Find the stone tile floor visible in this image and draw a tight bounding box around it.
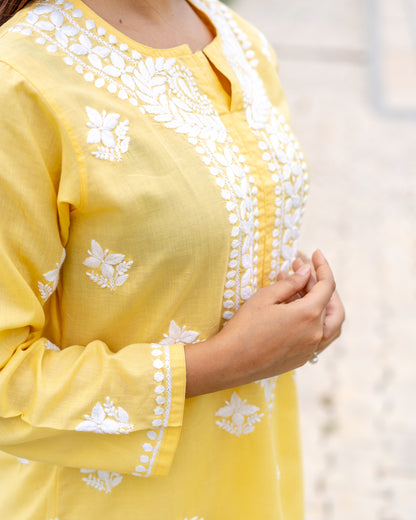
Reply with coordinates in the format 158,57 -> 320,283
233,0 -> 416,518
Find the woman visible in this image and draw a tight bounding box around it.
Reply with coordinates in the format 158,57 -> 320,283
0,0 -> 344,519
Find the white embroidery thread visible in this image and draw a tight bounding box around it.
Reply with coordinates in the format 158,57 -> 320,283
38,249 -> 66,302
160,320 -> 200,345
132,342 -> 174,477
76,397 -> 134,434
80,469 -> 123,493
86,106 -> 130,162
83,240 -> 133,290
216,391 -> 263,437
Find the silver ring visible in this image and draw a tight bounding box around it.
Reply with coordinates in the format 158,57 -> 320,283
309,352 -> 319,364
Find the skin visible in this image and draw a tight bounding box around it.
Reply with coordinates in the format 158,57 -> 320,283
81,0 -> 215,52
81,1 -> 346,398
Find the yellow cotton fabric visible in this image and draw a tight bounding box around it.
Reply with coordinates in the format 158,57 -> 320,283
0,1 -> 309,518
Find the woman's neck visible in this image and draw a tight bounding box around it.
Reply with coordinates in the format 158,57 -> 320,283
81,0 -> 215,52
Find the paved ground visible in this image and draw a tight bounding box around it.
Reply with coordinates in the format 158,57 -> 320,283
233,0 -> 416,518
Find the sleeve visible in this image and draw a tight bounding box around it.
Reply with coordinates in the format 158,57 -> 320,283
0,61 -> 186,477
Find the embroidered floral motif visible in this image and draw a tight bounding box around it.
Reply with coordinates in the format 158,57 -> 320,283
86,106 -> 130,162
83,240 -> 133,290
216,391 -> 263,437
160,320 -> 200,345
45,340 -> 60,351
76,397 -> 134,434
80,468 -> 123,493
38,249 -> 66,302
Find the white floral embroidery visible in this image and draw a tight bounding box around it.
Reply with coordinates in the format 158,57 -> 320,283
45,340 -> 60,351
11,1 -> 258,325
76,397 -> 134,434
256,376 -> 277,412
38,248 -> 66,302
216,391 -> 263,437
17,457 -> 30,465
83,240 -> 133,290
194,0 -> 309,277
80,468 -> 123,493
132,342 -> 174,477
86,106 -> 130,162
160,320 -> 200,345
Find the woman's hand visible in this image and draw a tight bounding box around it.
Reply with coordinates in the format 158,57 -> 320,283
185,250 -> 337,397
292,252 -> 345,353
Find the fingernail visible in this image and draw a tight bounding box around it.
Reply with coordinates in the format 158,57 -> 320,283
298,266 -> 310,276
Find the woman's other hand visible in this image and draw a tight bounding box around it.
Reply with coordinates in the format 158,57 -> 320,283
293,251 -> 345,352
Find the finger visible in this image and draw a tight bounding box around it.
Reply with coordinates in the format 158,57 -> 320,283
301,250 -> 335,309
293,258 -> 316,295
322,296 -> 345,340
264,266 -> 311,304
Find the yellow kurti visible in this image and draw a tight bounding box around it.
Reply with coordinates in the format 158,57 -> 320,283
0,1 -> 309,518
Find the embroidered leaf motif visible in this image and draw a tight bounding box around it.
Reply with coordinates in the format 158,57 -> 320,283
81,468 -> 123,493
76,397 -> 134,434
86,106 -> 130,162
38,249 -> 66,302
215,392 -> 263,437
159,320 -> 200,345
83,240 -> 133,291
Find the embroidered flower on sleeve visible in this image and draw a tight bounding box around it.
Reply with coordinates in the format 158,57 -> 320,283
215,391 -> 263,437
83,240 -> 133,291
38,249 -> 66,302
159,320 -> 200,345
76,397 -> 134,434
80,468 -> 123,493
86,106 -> 130,162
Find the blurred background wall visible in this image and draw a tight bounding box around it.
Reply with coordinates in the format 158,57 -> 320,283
230,0 -> 416,518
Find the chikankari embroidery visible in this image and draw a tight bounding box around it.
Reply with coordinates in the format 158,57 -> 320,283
76,397 -> 134,434
86,106 -> 130,162
81,469 -> 123,493
83,240 -> 133,290
194,0 -> 309,276
11,0 -> 258,325
216,391 -> 263,437
38,248 -> 66,302
160,320 -> 200,345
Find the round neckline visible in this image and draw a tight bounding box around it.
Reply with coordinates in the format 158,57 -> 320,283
70,0 -> 219,59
